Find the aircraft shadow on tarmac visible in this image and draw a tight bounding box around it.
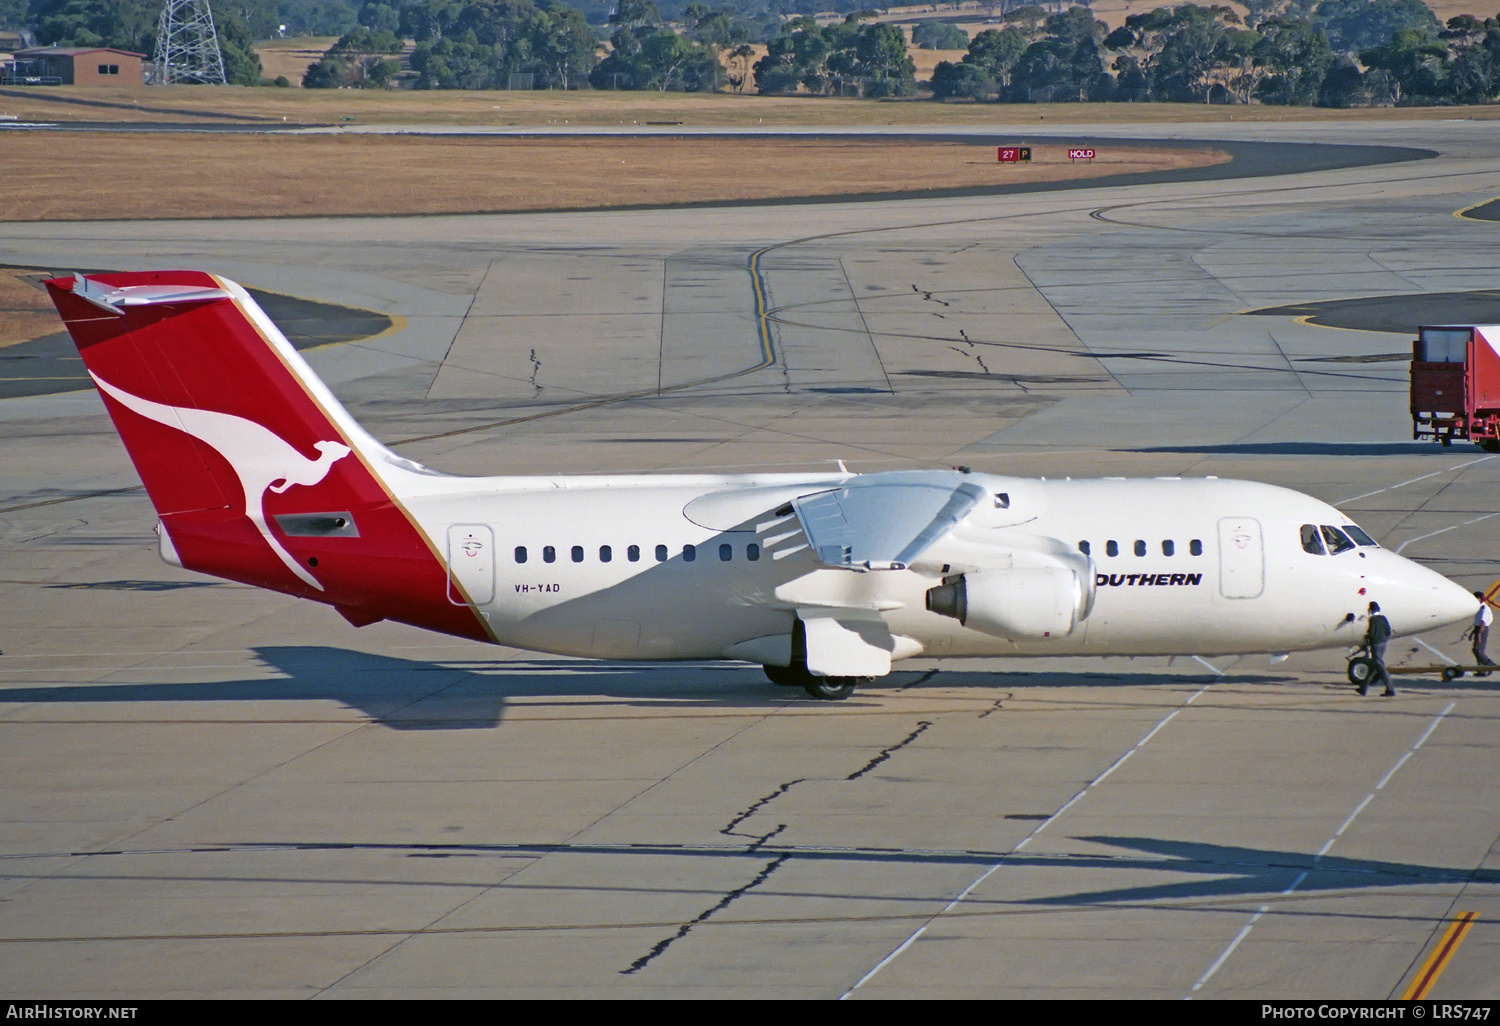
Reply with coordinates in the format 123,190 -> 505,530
45,579 -> 223,592
0,644 -> 1357,730
221,833 -> 1494,913
1121,442 -> 1452,456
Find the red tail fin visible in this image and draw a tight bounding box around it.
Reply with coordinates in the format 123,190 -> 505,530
47,271 -> 490,642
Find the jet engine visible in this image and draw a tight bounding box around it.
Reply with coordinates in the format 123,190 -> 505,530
925,564 -> 1093,639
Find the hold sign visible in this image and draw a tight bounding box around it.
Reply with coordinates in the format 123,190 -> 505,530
1069,148 -> 1096,161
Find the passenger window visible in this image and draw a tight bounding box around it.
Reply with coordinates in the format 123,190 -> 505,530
628,544 -> 640,562
1301,524 -> 1325,555
747,543 -> 760,561
543,545 -> 556,564
600,545 -> 612,563
683,544 -> 696,562
1106,540 -> 1119,557
515,546 -> 527,564
1321,526 -> 1355,554
1079,540 -> 1091,555
655,544 -> 668,562
1344,525 -> 1379,547
1190,539 -> 1203,556
719,543 -> 732,561
571,545 -> 584,563
1162,540 -> 1174,556
1134,540 -> 1146,557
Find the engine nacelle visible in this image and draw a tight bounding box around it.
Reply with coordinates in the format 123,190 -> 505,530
925,567 -> 1091,639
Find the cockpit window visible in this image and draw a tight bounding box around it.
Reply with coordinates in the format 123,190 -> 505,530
1300,524 -> 1325,555
1320,525 -> 1355,554
1343,525 -> 1379,547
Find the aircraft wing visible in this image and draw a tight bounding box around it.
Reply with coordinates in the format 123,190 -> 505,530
791,471 -> 990,571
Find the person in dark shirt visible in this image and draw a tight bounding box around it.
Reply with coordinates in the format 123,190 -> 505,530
1361,601 -> 1394,697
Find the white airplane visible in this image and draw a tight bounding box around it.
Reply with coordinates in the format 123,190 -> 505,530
48,271 -> 1479,699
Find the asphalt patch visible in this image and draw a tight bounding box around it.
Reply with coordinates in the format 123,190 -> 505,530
1459,196 -> 1500,221
1,276 -> 393,400
1248,289 -> 1500,334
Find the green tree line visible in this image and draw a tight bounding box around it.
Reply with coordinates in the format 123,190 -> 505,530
931,1 -> 1500,107
13,0 -> 1500,106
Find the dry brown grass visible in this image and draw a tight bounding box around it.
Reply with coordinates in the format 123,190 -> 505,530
254,37 -> 338,86
0,132 -> 1224,221
0,82 -> 1493,128
0,268 -> 57,348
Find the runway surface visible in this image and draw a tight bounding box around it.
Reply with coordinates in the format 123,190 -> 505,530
1,119 -> 1498,999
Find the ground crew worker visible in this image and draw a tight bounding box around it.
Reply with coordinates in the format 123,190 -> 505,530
1470,592 -> 1494,677
1360,601 -> 1395,697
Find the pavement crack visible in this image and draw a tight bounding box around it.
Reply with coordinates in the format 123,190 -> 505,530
721,779 -> 805,839
978,694 -> 1011,719
620,854 -> 790,975
900,669 -> 939,690
847,720 -> 933,781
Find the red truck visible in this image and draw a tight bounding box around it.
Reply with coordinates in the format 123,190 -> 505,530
1410,325 -> 1500,452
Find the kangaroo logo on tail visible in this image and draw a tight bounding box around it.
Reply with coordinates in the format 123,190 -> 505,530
90,373 -> 351,590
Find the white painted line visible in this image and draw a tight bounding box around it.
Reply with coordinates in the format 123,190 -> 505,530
1412,638 -> 1459,666
844,683 -> 1212,998
1414,702 -> 1456,749
1337,456 -> 1495,505
1186,703 -> 1456,997
840,926 -> 928,998
1193,911 -> 1263,992
1375,751 -> 1412,792
1334,794 -> 1374,837
1395,513 -> 1498,555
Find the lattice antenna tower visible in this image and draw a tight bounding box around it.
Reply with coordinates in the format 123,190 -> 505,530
151,0 -> 227,85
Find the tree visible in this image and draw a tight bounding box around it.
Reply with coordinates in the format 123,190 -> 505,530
853,22 -> 916,96
1311,0 -> 1438,54
930,58 -> 995,99
1253,16 -> 1332,104
1006,8 -> 1108,101
913,22 -> 968,51
1360,26 -> 1449,103
0,0 -> 27,29
963,27 -> 1027,91
1440,14 -> 1500,103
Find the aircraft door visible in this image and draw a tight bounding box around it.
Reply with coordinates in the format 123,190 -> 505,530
446,524 -> 495,605
1217,516 -> 1264,599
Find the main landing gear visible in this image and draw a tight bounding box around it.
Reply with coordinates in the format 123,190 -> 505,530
763,664 -> 862,700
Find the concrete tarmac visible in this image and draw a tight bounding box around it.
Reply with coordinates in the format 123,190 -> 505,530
1,119 -> 1498,999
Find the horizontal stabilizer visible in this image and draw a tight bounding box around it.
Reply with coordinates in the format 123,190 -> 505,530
792,471 -> 989,571
68,273 -> 231,316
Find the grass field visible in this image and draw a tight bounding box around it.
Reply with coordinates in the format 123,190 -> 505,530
1,82 -> 1494,128
0,133 -> 1223,222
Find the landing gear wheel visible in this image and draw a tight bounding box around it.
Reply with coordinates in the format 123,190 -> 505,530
1442,665 -> 1464,682
763,665 -> 804,687
803,676 -> 857,701
1347,657 -> 1376,687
